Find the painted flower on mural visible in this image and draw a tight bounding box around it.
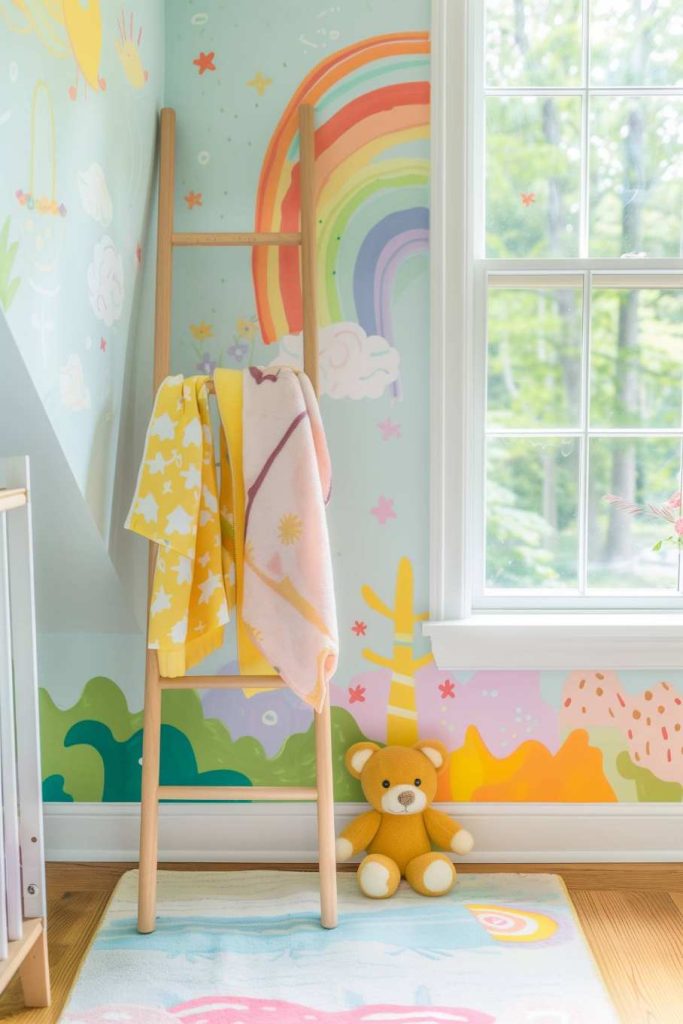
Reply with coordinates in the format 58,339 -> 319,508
196,355 -> 217,374
439,679 -> 455,699
348,685 -> 366,704
228,340 -> 249,363
87,236 -> 124,326
77,163 -> 112,227
370,496 -> 396,525
184,191 -> 203,209
520,192 -> 536,207
271,323 -> 400,400
190,321 -> 213,341
377,417 -> 401,440
351,620 -> 367,636
59,354 -> 91,411
236,316 -> 259,341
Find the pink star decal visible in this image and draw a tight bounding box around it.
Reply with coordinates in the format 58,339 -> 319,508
378,418 -> 401,441
439,679 -> 455,699
99,337 -> 107,352
371,496 -> 396,525
348,684 -> 366,704
351,620 -> 367,636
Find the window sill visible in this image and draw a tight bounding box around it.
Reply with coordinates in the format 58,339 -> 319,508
423,613 -> 683,670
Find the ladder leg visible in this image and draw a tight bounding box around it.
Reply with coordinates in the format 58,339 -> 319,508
315,690 -> 338,928
138,649 -> 162,933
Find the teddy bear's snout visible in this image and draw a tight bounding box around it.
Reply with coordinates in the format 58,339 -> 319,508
397,790 -> 415,807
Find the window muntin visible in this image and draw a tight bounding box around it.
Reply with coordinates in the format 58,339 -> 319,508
478,1 -> 683,608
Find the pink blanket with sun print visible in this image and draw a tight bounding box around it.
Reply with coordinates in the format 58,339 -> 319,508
239,365 -> 338,710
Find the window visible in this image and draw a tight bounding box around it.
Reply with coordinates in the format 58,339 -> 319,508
427,0 -> 683,668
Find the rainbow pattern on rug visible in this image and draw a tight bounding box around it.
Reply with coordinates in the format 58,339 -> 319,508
252,32 -> 429,364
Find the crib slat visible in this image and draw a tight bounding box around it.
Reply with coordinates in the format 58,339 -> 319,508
5,458 -> 46,921
0,513 -> 22,942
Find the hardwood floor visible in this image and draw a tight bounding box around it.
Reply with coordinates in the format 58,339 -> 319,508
1,862 -> 681,1024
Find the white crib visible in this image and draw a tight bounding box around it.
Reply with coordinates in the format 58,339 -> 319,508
0,456 -> 49,1008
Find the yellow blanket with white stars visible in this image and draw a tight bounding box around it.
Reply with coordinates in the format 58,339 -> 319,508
125,375 -> 229,677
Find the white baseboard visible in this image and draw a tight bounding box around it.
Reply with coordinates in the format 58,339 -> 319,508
44,802 -> 683,863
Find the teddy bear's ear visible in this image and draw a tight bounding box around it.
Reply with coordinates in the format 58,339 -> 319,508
415,739 -> 449,772
345,742 -> 380,778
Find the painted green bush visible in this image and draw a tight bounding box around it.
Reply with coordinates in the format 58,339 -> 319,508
41,676 -> 367,802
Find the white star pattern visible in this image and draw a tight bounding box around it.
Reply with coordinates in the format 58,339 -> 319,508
175,555 -> 192,584
198,551 -> 211,568
216,602 -> 230,625
150,413 -> 176,441
162,481 -> 172,494
169,616 -> 188,643
151,587 -> 171,615
198,571 -> 223,604
202,484 -> 218,513
180,464 -> 201,490
165,505 -> 194,536
183,419 -> 202,448
135,494 -> 158,523
147,452 -> 168,475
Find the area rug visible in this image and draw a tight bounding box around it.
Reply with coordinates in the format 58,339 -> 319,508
60,870 -> 619,1024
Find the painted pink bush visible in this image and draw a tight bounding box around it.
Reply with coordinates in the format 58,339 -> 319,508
332,666 -> 559,755
561,670 -> 683,784
64,997 -> 494,1024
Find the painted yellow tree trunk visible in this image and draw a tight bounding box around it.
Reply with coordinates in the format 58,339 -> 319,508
362,557 -> 431,745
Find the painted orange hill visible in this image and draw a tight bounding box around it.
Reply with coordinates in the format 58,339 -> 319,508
442,725 -> 616,802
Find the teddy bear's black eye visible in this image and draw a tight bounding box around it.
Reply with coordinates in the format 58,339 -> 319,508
382,779 -> 390,788
414,778 -> 422,787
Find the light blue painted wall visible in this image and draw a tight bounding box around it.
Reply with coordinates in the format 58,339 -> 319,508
0,1 -> 164,536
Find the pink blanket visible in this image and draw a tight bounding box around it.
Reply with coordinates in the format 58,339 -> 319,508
242,366 -> 338,710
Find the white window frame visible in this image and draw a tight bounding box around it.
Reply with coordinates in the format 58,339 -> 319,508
425,0 -> 683,670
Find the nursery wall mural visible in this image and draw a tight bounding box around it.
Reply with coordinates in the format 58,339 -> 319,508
18,0 -> 683,805
0,0 -> 163,535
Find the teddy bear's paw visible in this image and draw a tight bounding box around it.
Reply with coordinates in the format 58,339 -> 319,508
423,857 -> 456,894
358,854 -> 401,899
405,852 -> 456,896
335,837 -> 353,862
451,828 -> 474,855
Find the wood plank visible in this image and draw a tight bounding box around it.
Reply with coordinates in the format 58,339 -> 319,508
4,863 -> 683,1022
172,232 -> 301,247
0,919 -> 43,997
572,888 -> 683,1024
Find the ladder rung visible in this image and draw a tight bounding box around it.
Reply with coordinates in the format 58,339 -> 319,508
172,231 -> 301,247
159,674 -> 285,690
158,785 -> 318,801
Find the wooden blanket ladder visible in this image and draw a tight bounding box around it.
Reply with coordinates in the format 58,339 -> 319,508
138,105 -> 338,933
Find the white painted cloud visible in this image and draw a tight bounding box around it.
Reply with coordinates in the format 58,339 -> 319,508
87,235 -> 124,326
59,354 -> 91,411
78,163 -> 113,226
271,321 -> 400,400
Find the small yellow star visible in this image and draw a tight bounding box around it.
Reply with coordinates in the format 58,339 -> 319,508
247,71 -> 273,96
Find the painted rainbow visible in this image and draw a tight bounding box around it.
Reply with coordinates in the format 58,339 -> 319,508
253,32 -> 430,350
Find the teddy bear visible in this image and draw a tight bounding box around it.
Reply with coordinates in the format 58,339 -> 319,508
336,739 -> 474,899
